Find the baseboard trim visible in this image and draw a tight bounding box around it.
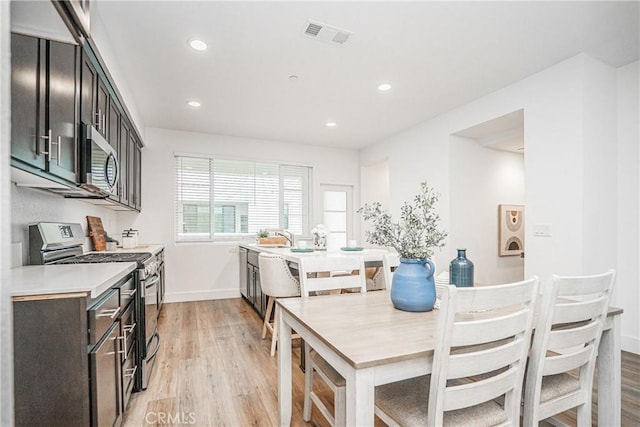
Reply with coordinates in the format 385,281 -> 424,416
622,335 -> 640,354
164,289 -> 240,303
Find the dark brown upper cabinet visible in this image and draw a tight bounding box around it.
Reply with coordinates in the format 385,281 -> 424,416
11,33 -> 78,184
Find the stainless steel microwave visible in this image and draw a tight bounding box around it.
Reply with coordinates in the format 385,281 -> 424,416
80,124 -> 119,197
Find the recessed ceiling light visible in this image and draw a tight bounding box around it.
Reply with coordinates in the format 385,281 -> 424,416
188,39 -> 208,51
187,100 -> 201,108
326,121 -> 337,127
378,83 -> 392,91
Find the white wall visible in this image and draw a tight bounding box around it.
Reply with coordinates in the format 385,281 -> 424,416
360,54 -> 639,352
10,186 -> 118,265
449,136 -> 525,284
359,159 -> 390,248
0,1 -> 14,422
616,60 -> 639,353
116,128 -> 360,303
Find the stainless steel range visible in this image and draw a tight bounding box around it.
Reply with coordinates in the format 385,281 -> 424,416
29,222 -> 161,391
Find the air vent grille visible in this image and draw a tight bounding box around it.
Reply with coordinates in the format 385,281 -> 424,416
303,20 -> 353,46
305,23 -> 322,37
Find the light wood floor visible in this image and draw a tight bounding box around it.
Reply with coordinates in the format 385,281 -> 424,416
123,299 -> 640,426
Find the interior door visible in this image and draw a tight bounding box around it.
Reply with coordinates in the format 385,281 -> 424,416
320,184 -> 353,250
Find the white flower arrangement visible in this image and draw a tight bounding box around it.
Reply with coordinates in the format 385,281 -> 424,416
311,224 -> 328,249
358,181 -> 447,260
311,224 -> 328,238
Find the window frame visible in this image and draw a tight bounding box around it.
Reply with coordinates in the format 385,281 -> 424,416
174,153 -> 313,243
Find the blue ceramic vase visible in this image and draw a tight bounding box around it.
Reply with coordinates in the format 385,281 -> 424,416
449,248 -> 474,287
390,258 -> 437,312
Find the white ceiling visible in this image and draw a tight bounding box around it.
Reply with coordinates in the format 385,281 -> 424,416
92,1 -> 639,149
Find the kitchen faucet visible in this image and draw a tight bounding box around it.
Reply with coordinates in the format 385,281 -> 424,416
275,230 -> 294,247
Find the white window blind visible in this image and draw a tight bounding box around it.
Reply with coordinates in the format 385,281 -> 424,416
175,155 -> 312,241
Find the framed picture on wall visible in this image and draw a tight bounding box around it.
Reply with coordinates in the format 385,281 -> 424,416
498,204 -> 524,257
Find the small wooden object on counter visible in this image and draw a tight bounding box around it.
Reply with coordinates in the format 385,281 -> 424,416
87,216 -> 106,251
258,237 -> 288,245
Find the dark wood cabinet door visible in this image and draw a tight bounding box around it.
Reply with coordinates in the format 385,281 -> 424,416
80,50 -> 97,127
128,134 -> 139,209
97,77 -> 109,137
108,98 -> 120,150
47,40 -> 78,182
10,33 -> 46,170
119,119 -> 130,205
133,140 -> 142,210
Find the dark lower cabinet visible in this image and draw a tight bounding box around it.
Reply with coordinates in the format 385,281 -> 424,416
241,248 -> 269,318
11,33 -> 78,183
90,321 -> 121,427
13,295 -> 91,426
13,273 -> 136,427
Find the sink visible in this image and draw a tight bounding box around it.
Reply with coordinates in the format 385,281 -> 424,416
256,244 -> 290,248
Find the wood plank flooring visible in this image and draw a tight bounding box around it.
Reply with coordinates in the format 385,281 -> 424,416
123,299 -> 640,426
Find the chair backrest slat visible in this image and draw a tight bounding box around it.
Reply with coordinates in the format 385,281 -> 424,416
552,297 -> 608,324
448,337 -> 526,379
444,365 -> 520,411
542,346 -> 595,377
299,255 -> 367,296
451,309 -> 531,347
547,319 -> 602,350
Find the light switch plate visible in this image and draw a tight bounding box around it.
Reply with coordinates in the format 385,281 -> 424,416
533,224 -> 552,237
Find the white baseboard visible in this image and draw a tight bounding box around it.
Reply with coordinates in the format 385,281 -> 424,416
622,335 -> 640,354
164,289 -> 240,303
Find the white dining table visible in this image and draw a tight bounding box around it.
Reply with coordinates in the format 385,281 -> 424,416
276,290 -> 623,426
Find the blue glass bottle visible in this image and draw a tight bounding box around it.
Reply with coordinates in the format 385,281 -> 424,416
450,249 -> 474,287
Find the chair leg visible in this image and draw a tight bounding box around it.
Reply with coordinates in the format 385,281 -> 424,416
262,296 -> 274,339
335,384 -> 346,426
270,304 -> 279,357
303,343 -> 313,421
576,401 -> 592,427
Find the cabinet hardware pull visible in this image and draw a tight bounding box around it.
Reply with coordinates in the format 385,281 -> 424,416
123,323 -> 136,334
117,335 -> 128,355
122,289 -> 136,297
95,110 -> 101,129
57,135 -> 62,165
97,307 -> 121,319
40,129 -> 51,156
50,135 -> 62,166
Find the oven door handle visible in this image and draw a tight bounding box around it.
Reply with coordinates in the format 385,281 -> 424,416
147,331 -> 161,361
143,274 -> 160,289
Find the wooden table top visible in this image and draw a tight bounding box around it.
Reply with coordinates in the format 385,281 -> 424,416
277,290 -> 623,370
278,290 -> 441,369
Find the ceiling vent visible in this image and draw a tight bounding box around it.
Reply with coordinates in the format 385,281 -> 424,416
303,20 -> 353,45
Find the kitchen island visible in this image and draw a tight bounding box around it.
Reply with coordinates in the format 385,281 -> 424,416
238,243 -> 396,318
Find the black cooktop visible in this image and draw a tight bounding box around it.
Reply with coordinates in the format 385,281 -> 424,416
55,252 -> 152,265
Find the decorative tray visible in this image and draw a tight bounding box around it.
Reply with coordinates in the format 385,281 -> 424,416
290,248 -> 314,253
340,247 -> 364,251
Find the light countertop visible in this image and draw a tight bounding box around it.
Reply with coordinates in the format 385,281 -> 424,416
11,262 -> 137,299
240,243 -> 394,264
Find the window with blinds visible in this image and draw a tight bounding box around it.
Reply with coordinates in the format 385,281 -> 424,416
175,155 -> 312,241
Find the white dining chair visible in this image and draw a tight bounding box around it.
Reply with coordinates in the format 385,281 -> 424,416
375,277 -> 539,427
299,255 -> 367,427
522,270 -> 616,426
257,253 -> 300,356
